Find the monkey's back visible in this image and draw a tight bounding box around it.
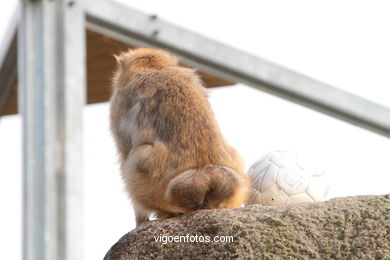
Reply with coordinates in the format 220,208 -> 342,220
126,66 -> 243,173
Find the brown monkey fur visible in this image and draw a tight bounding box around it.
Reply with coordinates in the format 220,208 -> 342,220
110,48 -> 250,226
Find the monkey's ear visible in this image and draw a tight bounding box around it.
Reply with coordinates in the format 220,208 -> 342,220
113,54 -> 126,69
112,54 -> 126,69
113,54 -> 122,63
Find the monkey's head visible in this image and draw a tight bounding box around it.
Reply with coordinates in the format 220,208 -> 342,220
112,48 -> 179,89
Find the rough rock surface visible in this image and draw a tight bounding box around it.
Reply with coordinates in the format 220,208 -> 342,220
104,194 -> 390,259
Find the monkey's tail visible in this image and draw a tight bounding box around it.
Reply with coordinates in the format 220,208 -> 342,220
165,165 -> 249,212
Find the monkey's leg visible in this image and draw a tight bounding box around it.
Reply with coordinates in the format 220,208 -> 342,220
165,169 -> 208,211
133,202 -> 151,226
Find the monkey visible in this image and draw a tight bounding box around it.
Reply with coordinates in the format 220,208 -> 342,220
109,48 -> 250,226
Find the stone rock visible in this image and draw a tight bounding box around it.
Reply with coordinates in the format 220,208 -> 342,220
104,194 -> 390,259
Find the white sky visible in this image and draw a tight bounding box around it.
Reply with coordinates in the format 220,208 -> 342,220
0,1 -> 390,259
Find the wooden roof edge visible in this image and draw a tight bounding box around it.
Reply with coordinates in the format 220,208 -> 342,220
0,7 -> 19,116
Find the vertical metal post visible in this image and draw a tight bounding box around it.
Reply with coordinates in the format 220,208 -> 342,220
18,0 -> 85,260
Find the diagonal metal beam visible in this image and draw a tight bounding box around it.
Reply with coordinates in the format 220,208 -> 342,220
86,0 -> 390,138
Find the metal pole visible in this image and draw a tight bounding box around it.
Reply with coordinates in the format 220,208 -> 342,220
18,0 -> 85,259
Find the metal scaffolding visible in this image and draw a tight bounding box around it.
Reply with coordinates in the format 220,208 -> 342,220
0,0 -> 389,259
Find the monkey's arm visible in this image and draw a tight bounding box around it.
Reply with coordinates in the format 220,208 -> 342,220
109,90 -> 141,160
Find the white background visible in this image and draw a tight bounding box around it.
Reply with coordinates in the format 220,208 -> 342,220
0,1 -> 389,259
